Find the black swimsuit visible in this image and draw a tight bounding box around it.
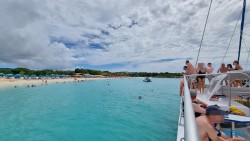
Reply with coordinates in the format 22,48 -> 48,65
197,71 -> 206,79
193,101 -> 202,118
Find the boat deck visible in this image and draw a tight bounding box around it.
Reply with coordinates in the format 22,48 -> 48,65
196,91 -> 250,116
177,101 -> 184,141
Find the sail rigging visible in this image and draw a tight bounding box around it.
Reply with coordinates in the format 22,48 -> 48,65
195,0 -> 213,69
238,0 -> 246,62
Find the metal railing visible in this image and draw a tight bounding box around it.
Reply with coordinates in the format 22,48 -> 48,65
183,75 -> 200,141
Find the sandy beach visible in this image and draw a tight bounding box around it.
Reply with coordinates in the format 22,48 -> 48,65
0,77 -> 108,88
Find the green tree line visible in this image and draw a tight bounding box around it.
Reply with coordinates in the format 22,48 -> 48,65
0,68 -> 182,78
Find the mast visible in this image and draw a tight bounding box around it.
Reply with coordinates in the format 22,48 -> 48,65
238,0 -> 246,62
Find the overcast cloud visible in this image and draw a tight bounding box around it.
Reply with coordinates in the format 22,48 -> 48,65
0,0 -> 249,72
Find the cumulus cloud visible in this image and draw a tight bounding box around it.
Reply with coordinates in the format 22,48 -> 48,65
0,0 -> 249,72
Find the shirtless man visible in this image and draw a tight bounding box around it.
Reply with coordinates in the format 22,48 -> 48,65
219,63 -> 227,73
180,66 -> 188,96
219,63 -> 228,85
233,60 -> 243,70
196,105 -> 244,141
183,65 -> 188,74
206,63 -> 214,82
185,61 -> 196,89
186,60 -> 195,75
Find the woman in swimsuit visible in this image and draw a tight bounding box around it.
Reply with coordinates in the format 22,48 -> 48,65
197,63 -> 206,93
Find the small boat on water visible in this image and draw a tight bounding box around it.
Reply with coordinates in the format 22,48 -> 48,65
143,77 -> 152,82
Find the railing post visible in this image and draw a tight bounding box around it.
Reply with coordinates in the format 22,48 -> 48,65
183,76 -> 200,141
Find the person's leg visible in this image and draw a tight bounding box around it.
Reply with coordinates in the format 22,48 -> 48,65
198,78 -> 201,93
235,80 -> 243,87
202,78 -> 205,93
230,81 -> 237,87
207,75 -> 213,83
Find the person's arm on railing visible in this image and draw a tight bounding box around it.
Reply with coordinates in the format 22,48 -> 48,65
196,99 -> 208,108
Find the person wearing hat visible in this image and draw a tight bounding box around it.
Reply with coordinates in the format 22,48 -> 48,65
196,105 -> 244,141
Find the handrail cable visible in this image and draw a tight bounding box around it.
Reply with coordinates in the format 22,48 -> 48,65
195,0 -> 213,68
221,10 -> 242,64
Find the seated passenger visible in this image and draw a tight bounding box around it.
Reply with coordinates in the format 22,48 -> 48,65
190,89 -> 207,118
196,105 -> 244,141
233,60 -> 243,70
233,60 -> 243,87
227,64 -> 233,71
226,64 -> 239,87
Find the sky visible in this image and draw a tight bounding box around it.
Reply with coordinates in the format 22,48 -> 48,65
0,0 -> 250,72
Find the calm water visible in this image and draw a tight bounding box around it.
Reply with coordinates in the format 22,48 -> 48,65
0,78 -> 180,141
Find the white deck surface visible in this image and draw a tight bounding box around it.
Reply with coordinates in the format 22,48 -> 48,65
196,92 -> 250,116
176,103 -> 184,141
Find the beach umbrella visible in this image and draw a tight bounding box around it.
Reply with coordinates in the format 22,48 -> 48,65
0,73 -> 4,76
6,74 -> 14,77
30,74 -> 36,79
14,74 -> 21,78
38,74 -> 43,79
45,74 -> 49,78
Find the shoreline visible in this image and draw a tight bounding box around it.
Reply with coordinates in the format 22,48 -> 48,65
0,77 -> 108,89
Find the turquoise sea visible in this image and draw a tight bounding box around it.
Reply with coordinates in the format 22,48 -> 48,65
0,78 -> 180,141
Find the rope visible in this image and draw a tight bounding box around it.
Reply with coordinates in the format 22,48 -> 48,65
243,32 -> 250,36
221,10 -> 242,64
243,38 -> 250,69
195,0 -> 213,68
243,38 -> 249,52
